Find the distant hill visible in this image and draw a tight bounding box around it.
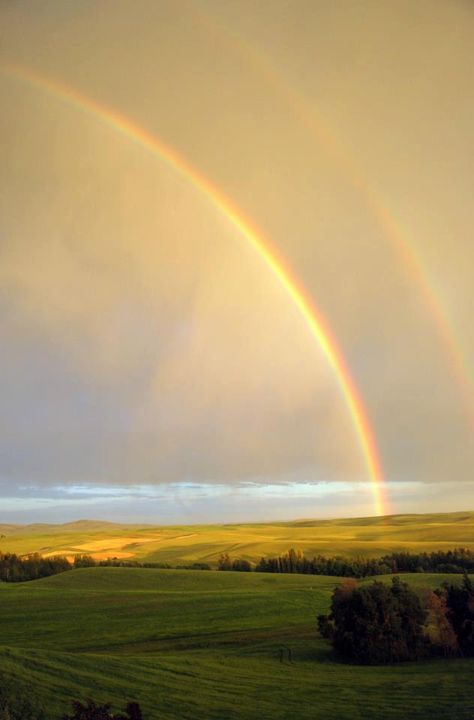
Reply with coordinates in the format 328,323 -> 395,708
0,510 -> 473,565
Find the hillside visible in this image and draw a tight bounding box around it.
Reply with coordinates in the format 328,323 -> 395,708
0,567 -> 473,719
0,510 -> 473,565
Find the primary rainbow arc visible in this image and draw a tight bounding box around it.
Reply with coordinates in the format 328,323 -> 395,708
1,64 -> 389,516
194,13 -> 474,431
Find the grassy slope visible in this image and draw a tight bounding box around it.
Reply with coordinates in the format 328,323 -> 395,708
0,568 -> 473,719
1,510 -> 473,564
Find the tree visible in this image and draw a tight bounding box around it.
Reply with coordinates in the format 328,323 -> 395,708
444,574 -> 474,656
424,590 -> 458,656
73,555 -> 96,568
319,577 -> 427,663
231,559 -> 252,572
217,553 -> 232,571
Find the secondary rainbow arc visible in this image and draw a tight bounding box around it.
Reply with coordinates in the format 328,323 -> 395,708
1,64 -> 389,516
191,12 -> 474,432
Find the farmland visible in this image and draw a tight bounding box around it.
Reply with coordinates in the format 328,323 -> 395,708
0,567 -> 473,719
1,511 -> 473,718
1,510 -> 473,565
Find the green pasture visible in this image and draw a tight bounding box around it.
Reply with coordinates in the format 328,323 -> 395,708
1,510 -> 473,565
0,568 -> 473,719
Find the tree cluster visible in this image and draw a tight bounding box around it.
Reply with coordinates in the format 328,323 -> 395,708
441,574 -> 474,655
217,554 -> 252,572
0,552 -> 214,583
381,548 -> 474,574
317,574 -> 474,663
75,556 -> 212,571
0,552 -> 71,583
252,548 -> 474,577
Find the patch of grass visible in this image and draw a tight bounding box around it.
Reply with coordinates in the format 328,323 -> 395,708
0,568 -> 473,719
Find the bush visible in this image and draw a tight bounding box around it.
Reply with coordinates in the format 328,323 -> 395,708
62,699 -> 142,720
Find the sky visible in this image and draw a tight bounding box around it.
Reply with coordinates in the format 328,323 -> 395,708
0,0 -> 473,524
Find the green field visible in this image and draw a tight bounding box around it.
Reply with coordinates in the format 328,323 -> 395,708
1,510 -> 473,565
0,567 -> 473,719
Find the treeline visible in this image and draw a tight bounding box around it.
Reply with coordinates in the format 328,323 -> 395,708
318,574 -> 474,663
219,547 -> 474,577
0,552 -> 212,582
0,552 -> 70,582
77,556 -> 211,571
2,547 -> 473,583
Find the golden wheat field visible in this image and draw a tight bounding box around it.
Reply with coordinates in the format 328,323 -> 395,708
1,510 -> 473,565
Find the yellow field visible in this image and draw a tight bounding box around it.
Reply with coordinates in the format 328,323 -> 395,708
0,510 -> 473,565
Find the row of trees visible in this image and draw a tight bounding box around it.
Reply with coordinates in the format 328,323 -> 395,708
217,547 -> 474,577
317,574 -> 474,663
0,552 -> 71,583
217,554 -> 252,572
0,552 -> 213,582
2,547 -> 473,583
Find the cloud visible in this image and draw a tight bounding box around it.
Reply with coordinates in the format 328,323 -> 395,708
0,0 -> 473,520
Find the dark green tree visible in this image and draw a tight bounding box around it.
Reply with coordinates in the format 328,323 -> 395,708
319,577 -> 427,663
231,559 -> 252,572
217,553 -> 232,571
444,574 -> 474,656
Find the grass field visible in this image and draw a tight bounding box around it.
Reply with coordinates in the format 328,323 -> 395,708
0,567 -> 473,719
1,510 -> 473,565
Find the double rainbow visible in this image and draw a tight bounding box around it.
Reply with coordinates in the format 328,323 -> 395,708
190,9 -> 474,431
1,65 -> 388,516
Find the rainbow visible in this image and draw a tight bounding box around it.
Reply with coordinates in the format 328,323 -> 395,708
190,10 -> 474,432
291,100 -> 474,432
0,64 -> 388,516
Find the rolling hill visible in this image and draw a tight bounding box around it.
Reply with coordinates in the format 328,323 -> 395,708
0,567 -> 473,719
0,510 -> 473,565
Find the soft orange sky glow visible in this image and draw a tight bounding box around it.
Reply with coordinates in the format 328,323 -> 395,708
0,0 -> 472,523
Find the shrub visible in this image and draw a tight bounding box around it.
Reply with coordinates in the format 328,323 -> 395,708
62,699 -> 143,720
